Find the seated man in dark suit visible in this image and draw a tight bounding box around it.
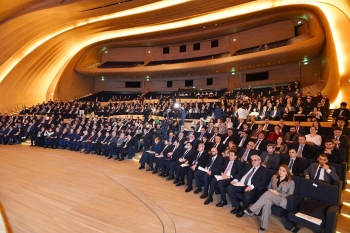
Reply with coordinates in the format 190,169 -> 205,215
281,148 -> 304,176
235,131 -> 249,152
151,139 -> 172,174
181,143 -> 209,192
261,119 -> 274,132
237,141 -> 257,163
193,147 -> 223,199
294,121 -> 306,135
317,139 -> 343,164
117,134 -> 134,161
326,127 -> 349,149
173,142 -> 197,185
249,124 -> 264,140
221,128 -> 235,146
139,136 -> 162,170
292,135 -> 315,159
161,140 -> 183,178
204,150 -> 244,206
252,133 -> 266,151
210,135 -> 226,156
226,155 -> 268,217
196,127 -> 208,141
304,154 -> 339,184
259,143 -> 280,170
336,118 -> 350,136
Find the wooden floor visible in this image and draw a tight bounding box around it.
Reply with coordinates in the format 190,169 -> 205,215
0,145 -> 346,233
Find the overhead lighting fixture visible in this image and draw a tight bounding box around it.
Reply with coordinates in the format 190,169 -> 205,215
233,39 -> 237,41
298,21 -> 302,24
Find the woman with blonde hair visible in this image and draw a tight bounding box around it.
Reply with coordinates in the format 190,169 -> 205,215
243,164 -> 295,233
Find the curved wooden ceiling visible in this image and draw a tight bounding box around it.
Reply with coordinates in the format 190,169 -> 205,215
0,0 -> 349,113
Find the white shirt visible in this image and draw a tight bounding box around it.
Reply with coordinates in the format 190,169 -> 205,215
305,134 -> 322,146
315,165 -> 332,181
237,108 -> 249,119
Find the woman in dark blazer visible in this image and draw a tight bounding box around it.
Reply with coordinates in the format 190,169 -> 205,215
243,164 -> 295,233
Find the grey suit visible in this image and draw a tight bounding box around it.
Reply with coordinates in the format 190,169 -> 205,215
283,132 -> 300,142
303,163 -> 339,184
259,152 -> 280,170
248,175 -> 295,230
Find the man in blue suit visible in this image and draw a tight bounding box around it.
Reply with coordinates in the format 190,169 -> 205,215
214,105 -> 223,121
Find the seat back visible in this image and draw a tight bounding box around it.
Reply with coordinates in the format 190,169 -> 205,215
296,178 -> 341,206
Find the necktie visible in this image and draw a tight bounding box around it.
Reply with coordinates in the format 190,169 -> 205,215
208,157 -> 215,170
244,168 -> 256,185
254,139 -> 261,150
237,123 -> 242,129
214,143 -> 219,148
223,136 -> 229,144
250,123 -> 254,130
288,159 -> 294,170
224,161 -> 233,174
182,149 -> 189,158
254,130 -> 260,137
160,145 -> 168,155
198,133 -> 204,141
297,144 -> 304,157
192,152 -> 202,164
262,153 -> 271,165
263,124 -> 267,130
241,149 -> 249,162
314,167 -> 323,180
335,137 -> 340,148
210,134 -> 216,142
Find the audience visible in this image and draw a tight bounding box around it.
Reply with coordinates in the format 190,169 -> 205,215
0,82 -> 349,232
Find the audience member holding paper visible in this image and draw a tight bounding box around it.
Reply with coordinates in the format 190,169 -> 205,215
243,165 -> 295,233
193,147 -> 223,199
204,150 -> 244,206
138,137 -> 162,170
181,143 -> 209,192
226,155 -> 268,218
172,142 -> 197,185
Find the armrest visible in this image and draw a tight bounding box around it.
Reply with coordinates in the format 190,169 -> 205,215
325,205 -> 339,233
286,194 -> 301,212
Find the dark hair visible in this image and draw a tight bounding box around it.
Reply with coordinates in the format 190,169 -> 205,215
289,148 -> 297,152
318,153 -> 329,159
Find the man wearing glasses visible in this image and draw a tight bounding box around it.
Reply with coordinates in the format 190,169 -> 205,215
226,155 -> 268,217
193,147 -> 223,198
237,141 -> 257,163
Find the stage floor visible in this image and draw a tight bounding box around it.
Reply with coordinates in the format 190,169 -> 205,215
0,145 -> 316,233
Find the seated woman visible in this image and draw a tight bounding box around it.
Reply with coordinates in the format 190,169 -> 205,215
281,107 -> 292,121
307,107 -> 322,121
243,165 -> 295,233
221,140 -> 237,157
274,136 -> 288,154
305,126 -> 322,146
